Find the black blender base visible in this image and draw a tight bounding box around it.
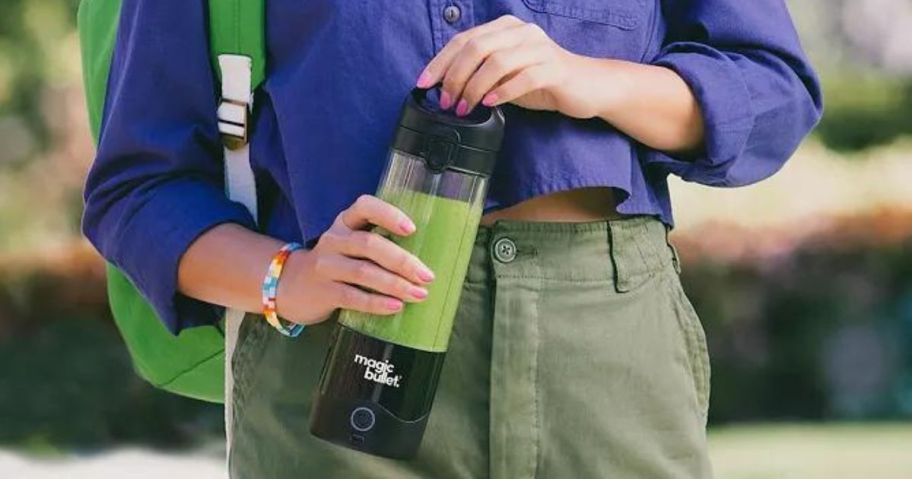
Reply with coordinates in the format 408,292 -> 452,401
309,325 -> 446,460
310,396 -> 429,459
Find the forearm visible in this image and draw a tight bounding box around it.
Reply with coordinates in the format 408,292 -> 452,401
177,223 -> 284,314
575,55 -> 705,154
177,195 -> 433,326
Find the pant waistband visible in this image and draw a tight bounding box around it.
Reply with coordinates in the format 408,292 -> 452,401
467,216 -> 679,291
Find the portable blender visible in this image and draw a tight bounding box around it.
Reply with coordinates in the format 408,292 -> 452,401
309,88 -> 505,459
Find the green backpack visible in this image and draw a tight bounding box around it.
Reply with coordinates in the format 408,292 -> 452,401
77,0 -> 266,403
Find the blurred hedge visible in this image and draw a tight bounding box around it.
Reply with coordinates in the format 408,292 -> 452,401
815,75 -> 912,152
0,247 -> 223,453
1,211 -> 911,451
675,209 -> 912,422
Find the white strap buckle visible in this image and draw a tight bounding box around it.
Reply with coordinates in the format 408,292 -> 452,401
217,55 -> 254,150
218,99 -> 249,149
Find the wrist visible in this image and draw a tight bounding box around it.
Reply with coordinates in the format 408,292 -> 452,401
587,57 -> 636,122
558,53 -> 633,120
274,248 -> 308,320
262,242 -> 307,337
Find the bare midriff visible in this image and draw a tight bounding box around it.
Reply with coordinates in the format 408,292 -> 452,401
480,187 -> 623,225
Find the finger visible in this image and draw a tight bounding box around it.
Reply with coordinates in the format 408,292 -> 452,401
326,230 -> 434,284
460,44 -> 545,113
441,24 -> 532,115
337,194 -> 415,235
485,63 -> 559,106
326,256 -> 428,303
334,283 -> 404,316
417,15 -> 524,99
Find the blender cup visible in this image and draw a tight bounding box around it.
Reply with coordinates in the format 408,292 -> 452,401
309,88 -> 505,459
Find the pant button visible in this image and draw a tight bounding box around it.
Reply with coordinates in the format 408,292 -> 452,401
492,237 -> 517,263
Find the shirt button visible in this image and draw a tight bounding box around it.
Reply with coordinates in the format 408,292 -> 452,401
493,237 -> 517,263
443,5 -> 461,24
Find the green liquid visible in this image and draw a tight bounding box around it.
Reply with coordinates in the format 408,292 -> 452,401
338,189 -> 482,352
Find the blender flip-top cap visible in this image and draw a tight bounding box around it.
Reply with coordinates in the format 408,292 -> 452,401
392,87 -> 506,177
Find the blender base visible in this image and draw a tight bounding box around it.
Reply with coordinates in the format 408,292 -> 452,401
309,325 -> 446,460
310,395 -> 429,459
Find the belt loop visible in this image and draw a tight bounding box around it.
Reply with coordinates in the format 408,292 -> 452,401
665,225 -> 682,275
607,221 -> 632,293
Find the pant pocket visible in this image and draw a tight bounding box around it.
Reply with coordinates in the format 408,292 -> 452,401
231,315 -> 270,421
668,274 -> 712,424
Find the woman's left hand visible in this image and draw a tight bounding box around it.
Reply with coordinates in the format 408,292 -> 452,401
416,15 -> 602,119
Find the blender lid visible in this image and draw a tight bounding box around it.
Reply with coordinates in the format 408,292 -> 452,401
392,87 -> 506,177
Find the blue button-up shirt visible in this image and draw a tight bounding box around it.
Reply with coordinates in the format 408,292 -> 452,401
82,0 -> 822,333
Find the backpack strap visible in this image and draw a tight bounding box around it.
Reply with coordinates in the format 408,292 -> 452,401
209,0 -> 266,221
217,55 -> 258,220
207,0 -> 266,460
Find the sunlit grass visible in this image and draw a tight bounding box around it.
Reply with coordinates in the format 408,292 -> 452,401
3,422 -> 911,477
709,423 -> 912,479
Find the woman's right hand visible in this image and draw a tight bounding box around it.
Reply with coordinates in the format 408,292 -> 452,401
276,195 -> 435,326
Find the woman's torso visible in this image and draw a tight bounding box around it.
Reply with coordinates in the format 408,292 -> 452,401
251,0 -> 671,242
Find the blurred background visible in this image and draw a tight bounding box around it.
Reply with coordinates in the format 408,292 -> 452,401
1,0 -> 911,477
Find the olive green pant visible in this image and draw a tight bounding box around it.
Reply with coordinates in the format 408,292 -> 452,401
230,216 -> 713,478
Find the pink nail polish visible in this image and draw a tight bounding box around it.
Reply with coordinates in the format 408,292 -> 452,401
416,70 -> 433,88
482,92 -> 499,107
418,268 -> 435,283
387,299 -> 403,311
455,99 -> 469,117
439,91 -> 453,110
411,287 -> 428,300
400,219 -> 416,234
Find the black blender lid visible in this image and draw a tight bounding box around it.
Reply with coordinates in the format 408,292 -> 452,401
393,87 -> 505,176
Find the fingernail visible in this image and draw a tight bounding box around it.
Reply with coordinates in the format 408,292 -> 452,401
416,70 -> 433,88
455,99 -> 469,117
386,299 -> 404,311
482,92 -> 499,107
410,287 -> 428,300
399,219 -> 416,234
439,91 -> 453,110
417,267 -> 435,283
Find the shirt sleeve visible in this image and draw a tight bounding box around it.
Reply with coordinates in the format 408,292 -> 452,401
644,0 -> 824,187
81,0 -> 256,334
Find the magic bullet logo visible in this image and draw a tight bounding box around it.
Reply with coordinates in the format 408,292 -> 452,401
353,354 -> 403,388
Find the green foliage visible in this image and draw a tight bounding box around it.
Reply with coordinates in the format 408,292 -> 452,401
681,215 -> 912,423
814,74 -> 912,152
0,249 -> 223,451
0,319 -> 223,451
0,0 -> 80,158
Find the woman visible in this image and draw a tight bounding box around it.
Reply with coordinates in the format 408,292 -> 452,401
83,0 -> 821,477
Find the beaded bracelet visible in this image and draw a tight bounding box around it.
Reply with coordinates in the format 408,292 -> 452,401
262,242 -> 305,338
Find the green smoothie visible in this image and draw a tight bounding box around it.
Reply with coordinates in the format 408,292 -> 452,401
338,188 -> 482,352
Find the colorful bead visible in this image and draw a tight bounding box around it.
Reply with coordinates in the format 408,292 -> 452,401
262,242 -> 305,337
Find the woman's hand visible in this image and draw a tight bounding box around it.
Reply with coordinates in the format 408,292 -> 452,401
416,15 -> 601,119
416,15 -> 705,153
277,195 -> 435,325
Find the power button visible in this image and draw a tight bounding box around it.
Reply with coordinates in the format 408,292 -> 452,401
350,406 -> 376,432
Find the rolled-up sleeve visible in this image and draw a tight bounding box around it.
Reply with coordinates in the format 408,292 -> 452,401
81,0 -> 256,334
645,0 -> 823,187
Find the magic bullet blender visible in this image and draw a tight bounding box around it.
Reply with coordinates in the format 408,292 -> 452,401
309,88 -> 505,459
